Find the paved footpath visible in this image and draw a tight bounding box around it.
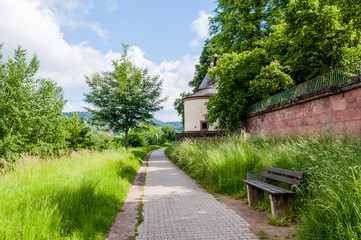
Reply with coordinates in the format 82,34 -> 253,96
136,148 -> 258,240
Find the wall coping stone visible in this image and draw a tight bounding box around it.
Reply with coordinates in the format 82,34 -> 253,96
248,75 -> 361,118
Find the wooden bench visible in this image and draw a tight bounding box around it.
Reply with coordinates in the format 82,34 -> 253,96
243,166 -> 304,217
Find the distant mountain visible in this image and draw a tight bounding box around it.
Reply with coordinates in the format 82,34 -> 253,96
151,119 -> 183,132
63,112 -> 93,119
62,112 -> 183,132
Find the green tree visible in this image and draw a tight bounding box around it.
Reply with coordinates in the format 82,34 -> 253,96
282,0 -> 361,81
133,122 -> 162,145
66,113 -> 93,150
161,125 -> 175,143
0,45 -> 67,158
207,49 -> 271,132
127,131 -> 145,147
84,48 -> 166,150
249,61 -> 294,100
210,0 -> 287,53
173,92 -> 190,129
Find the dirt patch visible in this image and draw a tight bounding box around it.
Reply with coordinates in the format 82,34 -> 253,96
215,194 -> 295,240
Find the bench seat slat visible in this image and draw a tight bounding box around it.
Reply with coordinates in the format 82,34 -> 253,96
261,172 -> 301,186
264,166 -> 304,178
244,180 -> 295,195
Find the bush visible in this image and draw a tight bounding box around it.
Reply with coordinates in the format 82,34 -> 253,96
127,132 -> 145,147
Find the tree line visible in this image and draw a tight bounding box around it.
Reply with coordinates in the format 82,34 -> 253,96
175,0 -> 361,132
0,44 -> 169,160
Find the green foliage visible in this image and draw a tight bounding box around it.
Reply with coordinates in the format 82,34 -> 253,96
192,0 -> 361,133
282,0 -> 361,81
161,125 -> 175,143
189,39 -> 218,91
167,133 -> 361,239
127,132 -> 145,147
88,131 -> 113,150
165,134 -> 263,196
249,61 -> 294,100
133,122 -> 175,146
210,0 -> 286,53
173,92 -> 190,128
0,45 -> 67,159
0,149 -> 143,239
84,46 -> 166,149
207,49 -> 271,132
66,113 -> 93,150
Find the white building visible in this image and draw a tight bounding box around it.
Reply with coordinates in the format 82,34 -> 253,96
183,71 -> 218,133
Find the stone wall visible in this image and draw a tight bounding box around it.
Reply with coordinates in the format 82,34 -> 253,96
246,75 -> 361,137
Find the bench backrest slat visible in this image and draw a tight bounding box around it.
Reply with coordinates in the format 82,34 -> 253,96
261,172 -> 301,186
264,166 -> 304,178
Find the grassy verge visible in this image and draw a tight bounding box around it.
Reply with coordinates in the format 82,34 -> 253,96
0,146 -> 159,240
166,133 -> 361,240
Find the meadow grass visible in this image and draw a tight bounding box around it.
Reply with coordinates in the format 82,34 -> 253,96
166,133 -> 361,240
0,146 -> 159,240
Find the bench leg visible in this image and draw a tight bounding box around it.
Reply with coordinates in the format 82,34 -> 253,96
247,184 -> 264,206
269,194 -> 292,218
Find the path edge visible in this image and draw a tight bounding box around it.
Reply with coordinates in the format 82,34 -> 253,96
105,151 -> 153,240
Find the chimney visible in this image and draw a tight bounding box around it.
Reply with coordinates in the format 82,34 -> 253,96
213,54 -> 218,67
210,54 -> 218,84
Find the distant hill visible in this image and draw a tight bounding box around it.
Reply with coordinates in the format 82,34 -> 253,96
63,112 -> 93,119
151,119 -> 183,132
62,112 -> 183,132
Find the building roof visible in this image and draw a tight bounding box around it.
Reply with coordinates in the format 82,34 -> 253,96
198,73 -> 212,90
183,73 -> 218,101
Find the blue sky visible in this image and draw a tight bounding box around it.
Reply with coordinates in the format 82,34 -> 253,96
0,0 -> 216,122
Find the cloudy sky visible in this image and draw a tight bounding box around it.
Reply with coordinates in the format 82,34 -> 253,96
0,0 -> 216,122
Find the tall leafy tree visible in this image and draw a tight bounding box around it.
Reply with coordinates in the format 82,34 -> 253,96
84,48 -> 166,150
282,0 -> 361,81
207,49 -> 272,131
210,0 -> 288,53
0,45 -> 67,158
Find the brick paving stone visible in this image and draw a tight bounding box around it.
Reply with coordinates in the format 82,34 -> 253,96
136,148 -> 258,240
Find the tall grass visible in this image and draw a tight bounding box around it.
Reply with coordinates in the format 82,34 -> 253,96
0,146 -> 158,239
166,133 -> 361,239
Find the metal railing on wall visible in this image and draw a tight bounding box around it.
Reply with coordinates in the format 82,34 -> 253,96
246,61 -> 361,113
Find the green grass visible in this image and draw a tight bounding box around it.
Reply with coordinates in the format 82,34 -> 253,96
166,133 -> 361,240
0,146 -> 158,239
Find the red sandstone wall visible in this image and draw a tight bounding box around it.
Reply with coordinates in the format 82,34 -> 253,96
246,86 -> 361,137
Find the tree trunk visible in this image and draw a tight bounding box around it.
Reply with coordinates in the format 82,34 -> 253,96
125,130 -> 129,150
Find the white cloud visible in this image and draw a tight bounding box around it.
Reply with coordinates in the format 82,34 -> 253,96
105,0 -> 118,12
85,22 -> 109,42
128,46 -> 196,121
38,0 -> 108,41
0,0 -> 196,122
0,0 -> 119,88
189,10 -> 212,47
63,101 -> 91,112
189,39 -> 200,48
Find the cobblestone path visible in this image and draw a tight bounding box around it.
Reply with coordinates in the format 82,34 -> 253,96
136,148 -> 258,240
